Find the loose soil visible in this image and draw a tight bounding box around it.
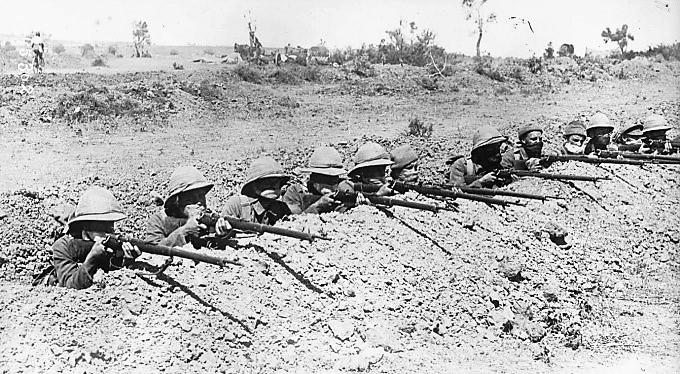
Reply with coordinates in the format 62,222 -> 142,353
0,57 -> 679,373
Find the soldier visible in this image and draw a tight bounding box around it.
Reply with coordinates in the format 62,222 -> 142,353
559,120 -> 587,155
640,114 -> 674,154
584,112 -> 616,154
389,145 -> 419,183
506,124 -> 555,171
52,187 -> 141,290
348,142 -> 394,196
283,146 -> 357,214
222,156 -> 292,225
448,126 -> 514,188
145,166 -> 231,248
613,122 -> 644,152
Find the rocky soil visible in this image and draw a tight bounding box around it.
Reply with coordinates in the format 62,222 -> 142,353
0,58 -> 679,373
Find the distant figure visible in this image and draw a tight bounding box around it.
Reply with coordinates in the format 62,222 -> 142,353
31,31 -> 45,68
558,43 -> 574,57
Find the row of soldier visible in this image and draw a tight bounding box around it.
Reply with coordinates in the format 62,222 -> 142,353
47,112 -> 677,289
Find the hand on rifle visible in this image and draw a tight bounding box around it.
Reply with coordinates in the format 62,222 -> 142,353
182,204 -> 207,237
214,217 -> 232,236
526,158 -> 543,172
355,192 -> 369,205
478,172 -> 500,186
311,192 -> 341,212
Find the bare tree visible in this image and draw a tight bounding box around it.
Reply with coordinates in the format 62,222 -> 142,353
132,21 -> 151,58
462,0 -> 497,59
601,24 -> 634,56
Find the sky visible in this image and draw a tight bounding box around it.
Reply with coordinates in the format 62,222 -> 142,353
1,0 -> 678,57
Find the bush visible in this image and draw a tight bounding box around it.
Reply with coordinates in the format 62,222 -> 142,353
172,62 -> 184,70
92,56 -> 107,67
234,65 -> 263,84
2,41 -> 16,52
169,49 -> 179,56
197,80 -> 221,101
81,43 -> 95,57
406,117 -> 433,138
52,44 -> 65,55
107,45 -> 117,55
270,68 -> 300,84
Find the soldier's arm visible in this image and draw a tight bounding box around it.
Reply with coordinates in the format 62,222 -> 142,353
144,212 -> 187,248
52,238 -> 95,290
448,159 -> 469,187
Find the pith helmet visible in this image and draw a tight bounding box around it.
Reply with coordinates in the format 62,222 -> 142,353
241,156 -> 291,196
619,123 -> 643,137
390,145 -> 419,169
471,126 -> 508,152
563,121 -> 587,138
164,166 -> 214,209
642,114 -> 671,134
301,146 -> 346,176
587,112 -> 614,131
348,142 -> 393,175
68,187 -> 126,224
518,124 -> 543,139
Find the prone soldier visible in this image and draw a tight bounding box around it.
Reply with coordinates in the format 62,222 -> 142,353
448,126 -> 514,188
639,114 -> 675,154
389,145 -> 420,183
559,120 -> 587,155
584,112 -> 616,154
222,157 -> 292,225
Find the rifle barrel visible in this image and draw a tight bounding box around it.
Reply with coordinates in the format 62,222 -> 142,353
104,235 -> 236,267
501,170 -> 609,182
201,212 -> 329,242
598,151 -> 680,164
355,182 -> 520,206
453,186 -> 559,201
548,154 -> 647,166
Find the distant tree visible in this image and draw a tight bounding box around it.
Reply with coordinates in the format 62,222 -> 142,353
462,0 -> 497,59
107,45 -> 117,55
132,21 -> 151,58
80,43 -> 95,57
601,24 -> 634,56
52,43 -> 65,55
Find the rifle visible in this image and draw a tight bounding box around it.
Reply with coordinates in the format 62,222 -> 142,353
333,190 -> 454,213
495,169 -> 610,182
199,211 -> 330,242
353,182 -> 523,207
542,154 -> 648,166
596,150 -> 680,164
450,186 -> 563,201
101,234 -> 240,267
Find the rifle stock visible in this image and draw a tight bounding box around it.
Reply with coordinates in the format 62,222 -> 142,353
102,234 -> 239,267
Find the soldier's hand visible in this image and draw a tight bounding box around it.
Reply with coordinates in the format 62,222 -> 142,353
215,217 -> 232,236
184,204 -> 205,219
84,237 -> 112,269
121,242 -> 141,259
356,192 -> 370,205
526,158 -> 543,172
375,184 -> 394,196
478,173 -> 499,186
312,193 -> 340,211
182,216 -> 207,237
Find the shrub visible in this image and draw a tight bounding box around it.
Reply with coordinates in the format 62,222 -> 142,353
107,45 -> 117,55
197,80 -> 221,101
52,44 -> 65,55
81,43 -> 95,57
234,64 -> 263,84
270,68 -> 300,84
92,56 -> 107,67
172,62 -> 184,70
406,117 -> 433,138
169,49 -> 179,56
3,41 -> 16,52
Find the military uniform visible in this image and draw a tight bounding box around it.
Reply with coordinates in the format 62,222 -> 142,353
144,166 -> 216,247
584,112 -> 616,155
51,187 -> 135,290
640,114 -> 674,154
222,156 -> 292,225
448,126 -> 514,187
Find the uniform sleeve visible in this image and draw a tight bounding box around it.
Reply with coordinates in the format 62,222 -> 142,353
144,212 -> 187,247
52,238 -> 94,290
448,158 -> 468,187
282,184 -> 305,214
221,195 -> 244,219
500,149 -> 515,169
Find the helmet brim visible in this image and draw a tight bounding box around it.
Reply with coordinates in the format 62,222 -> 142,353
642,125 -> 671,134
241,174 -> 291,196
67,211 -> 126,225
348,159 -> 393,175
471,136 -> 507,152
164,182 -> 214,209
300,167 -> 347,176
